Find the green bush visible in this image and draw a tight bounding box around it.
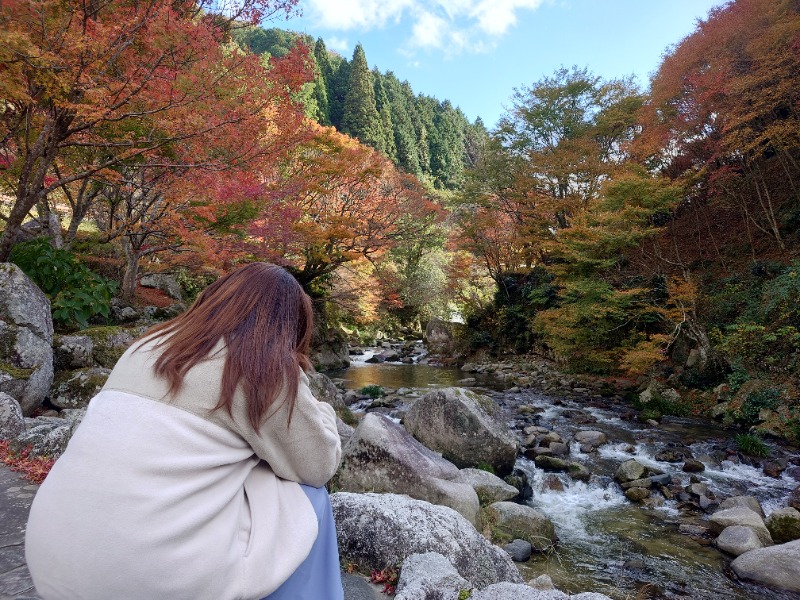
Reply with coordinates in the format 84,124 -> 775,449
10,237 -> 117,329
174,268 -> 218,302
738,388 -> 781,426
359,384 -> 385,398
735,433 -> 770,458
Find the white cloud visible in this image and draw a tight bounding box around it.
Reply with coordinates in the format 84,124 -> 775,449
411,10 -> 448,49
326,36 -> 350,53
300,0 -> 546,55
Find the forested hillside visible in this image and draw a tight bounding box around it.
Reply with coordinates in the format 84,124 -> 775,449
453,0 -> 800,443
233,26 -> 488,190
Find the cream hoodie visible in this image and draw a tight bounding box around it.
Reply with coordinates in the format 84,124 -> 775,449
25,338 -> 342,600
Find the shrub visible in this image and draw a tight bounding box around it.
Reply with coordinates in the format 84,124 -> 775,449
734,433 -> 770,458
174,268 -> 218,302
738,388 -> 781,425
359,384 -> 385,398
10,237 -> 117,329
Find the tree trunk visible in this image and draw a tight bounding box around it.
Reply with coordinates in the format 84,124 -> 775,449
120,237 -> 139,303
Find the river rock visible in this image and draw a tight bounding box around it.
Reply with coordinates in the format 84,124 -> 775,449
307,371 -> 345,410
485,502 -> 557,552
424,318 -> 454,355
730,539 -> 800,593
682,458 -> 705,473
334,413 -> 479,524
790,486 -> 800,511
708,507 -> 772,546
715,525 -> 764,556
766,507 -> 800,544
49,367 -> 111,409
394,552 -> 471,600
625,488 -> 650,503
534,455 -> 570,472
0,392 -> 25,439
529,575 -> 555,590
615,459 -> 647,483
404,387 -> 518,476
456,468 -> 519,505
503,539 -> 532,562
0,263 -> 54,414
574,430 -> 607,452
331,492 -> 521,589
471,584 -> 612,600
718,496 -> 764,517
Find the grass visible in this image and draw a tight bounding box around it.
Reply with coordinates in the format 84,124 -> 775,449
734,433 -> 770,458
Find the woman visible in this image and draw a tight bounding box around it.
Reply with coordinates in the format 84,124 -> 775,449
25,263 -> 343,600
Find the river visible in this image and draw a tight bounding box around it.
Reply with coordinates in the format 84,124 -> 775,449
330,350 -> 800,600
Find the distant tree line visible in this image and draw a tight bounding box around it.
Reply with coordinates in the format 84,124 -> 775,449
233,28 -> 488,190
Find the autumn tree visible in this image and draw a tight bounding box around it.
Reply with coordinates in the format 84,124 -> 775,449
245,125 -> 440,297
0,0 -> 303,261
638,0 -> 800,258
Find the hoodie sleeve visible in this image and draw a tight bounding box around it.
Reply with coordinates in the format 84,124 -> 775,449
238,371 -> 342,487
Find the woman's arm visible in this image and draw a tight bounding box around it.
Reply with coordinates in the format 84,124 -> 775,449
239,372 -> 342,487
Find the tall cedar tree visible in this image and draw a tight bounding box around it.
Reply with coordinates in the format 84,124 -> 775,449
341,44 -> 384,151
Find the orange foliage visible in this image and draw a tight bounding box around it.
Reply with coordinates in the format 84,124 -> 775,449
0,440 -> 55,485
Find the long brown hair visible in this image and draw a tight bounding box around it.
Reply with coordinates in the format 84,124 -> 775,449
140,263 -> 313,430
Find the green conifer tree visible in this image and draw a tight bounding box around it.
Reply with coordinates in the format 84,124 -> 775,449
341,44 -> 383,149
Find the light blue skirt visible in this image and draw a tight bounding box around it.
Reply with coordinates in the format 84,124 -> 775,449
261,485 -> 344,600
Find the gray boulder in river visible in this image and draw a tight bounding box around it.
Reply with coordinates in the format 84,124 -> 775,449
331,492 -> 521,589
730,539 -> 800,593
455,468 -> 519,505
394,552 -> 470,600
470,583 -> 612,600
404,387 -> 518,476
484,501 -> 557,552
0,263 -> 54,414
333,412 -> 480,524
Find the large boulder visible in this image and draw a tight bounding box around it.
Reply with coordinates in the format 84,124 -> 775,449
10,416 -> 71,458
0,263 -> 54,414
455,468 -> 519,505
49,367 -> 111,409
83,326 -> 144,368
708,507 -> 772,546
307,371 -> 345,410
333,413 -> 480,524
766,507 -> 800,544
730,539 -> 800,593
53,334 -> 94,370
715,525 -> 765,556
331,492 -> 521,589
718,496 -> 764,517
394,552 -> 470,600
469,584 -> 612,600
424,318 -> 454,355
139,273 -> 183,300
404,387 -> 518,476
614,460 -> 647,483
484,502 -> 557,552
0,392 -> 25,439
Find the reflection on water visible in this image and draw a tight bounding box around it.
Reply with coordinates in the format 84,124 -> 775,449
329,362 -> 504,392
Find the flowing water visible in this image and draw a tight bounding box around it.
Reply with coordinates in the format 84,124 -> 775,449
332,351 -> 800,600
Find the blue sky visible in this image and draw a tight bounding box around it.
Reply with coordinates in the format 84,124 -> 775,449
274,0 -> 728,128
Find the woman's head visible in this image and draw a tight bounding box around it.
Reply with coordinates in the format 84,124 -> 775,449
144,263 -> 314,429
